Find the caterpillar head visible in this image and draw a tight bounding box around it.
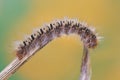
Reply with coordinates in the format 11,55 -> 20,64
87,34 -> 97,48
81,27 -> 98,48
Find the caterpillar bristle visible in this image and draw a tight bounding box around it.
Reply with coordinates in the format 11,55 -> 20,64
89,27 -> 96,32
14,41 -> 23,51
97,36 -> 104,41
40,28 -> 44,34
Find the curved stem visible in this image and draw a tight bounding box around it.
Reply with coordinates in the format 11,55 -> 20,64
0,45 -> 92,80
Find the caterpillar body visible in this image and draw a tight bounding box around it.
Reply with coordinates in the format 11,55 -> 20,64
16,18 -> 98,60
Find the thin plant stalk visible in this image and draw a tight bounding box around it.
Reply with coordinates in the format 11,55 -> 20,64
80,45 -> 91,80
0,46 -> 39,80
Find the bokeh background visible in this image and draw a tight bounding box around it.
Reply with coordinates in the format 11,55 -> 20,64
0,0 -> 120,80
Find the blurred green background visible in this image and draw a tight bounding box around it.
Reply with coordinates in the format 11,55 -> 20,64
0,0 -> 120,80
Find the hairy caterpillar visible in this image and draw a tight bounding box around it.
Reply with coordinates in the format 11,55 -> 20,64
0,18 -> 101,80
16,18 -> 98,60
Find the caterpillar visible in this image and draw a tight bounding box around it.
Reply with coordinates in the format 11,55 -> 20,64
16,18 -> 98,60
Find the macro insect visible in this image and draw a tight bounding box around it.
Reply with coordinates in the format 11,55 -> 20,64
0,18 -> 101,80
16,18 -> 98,60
